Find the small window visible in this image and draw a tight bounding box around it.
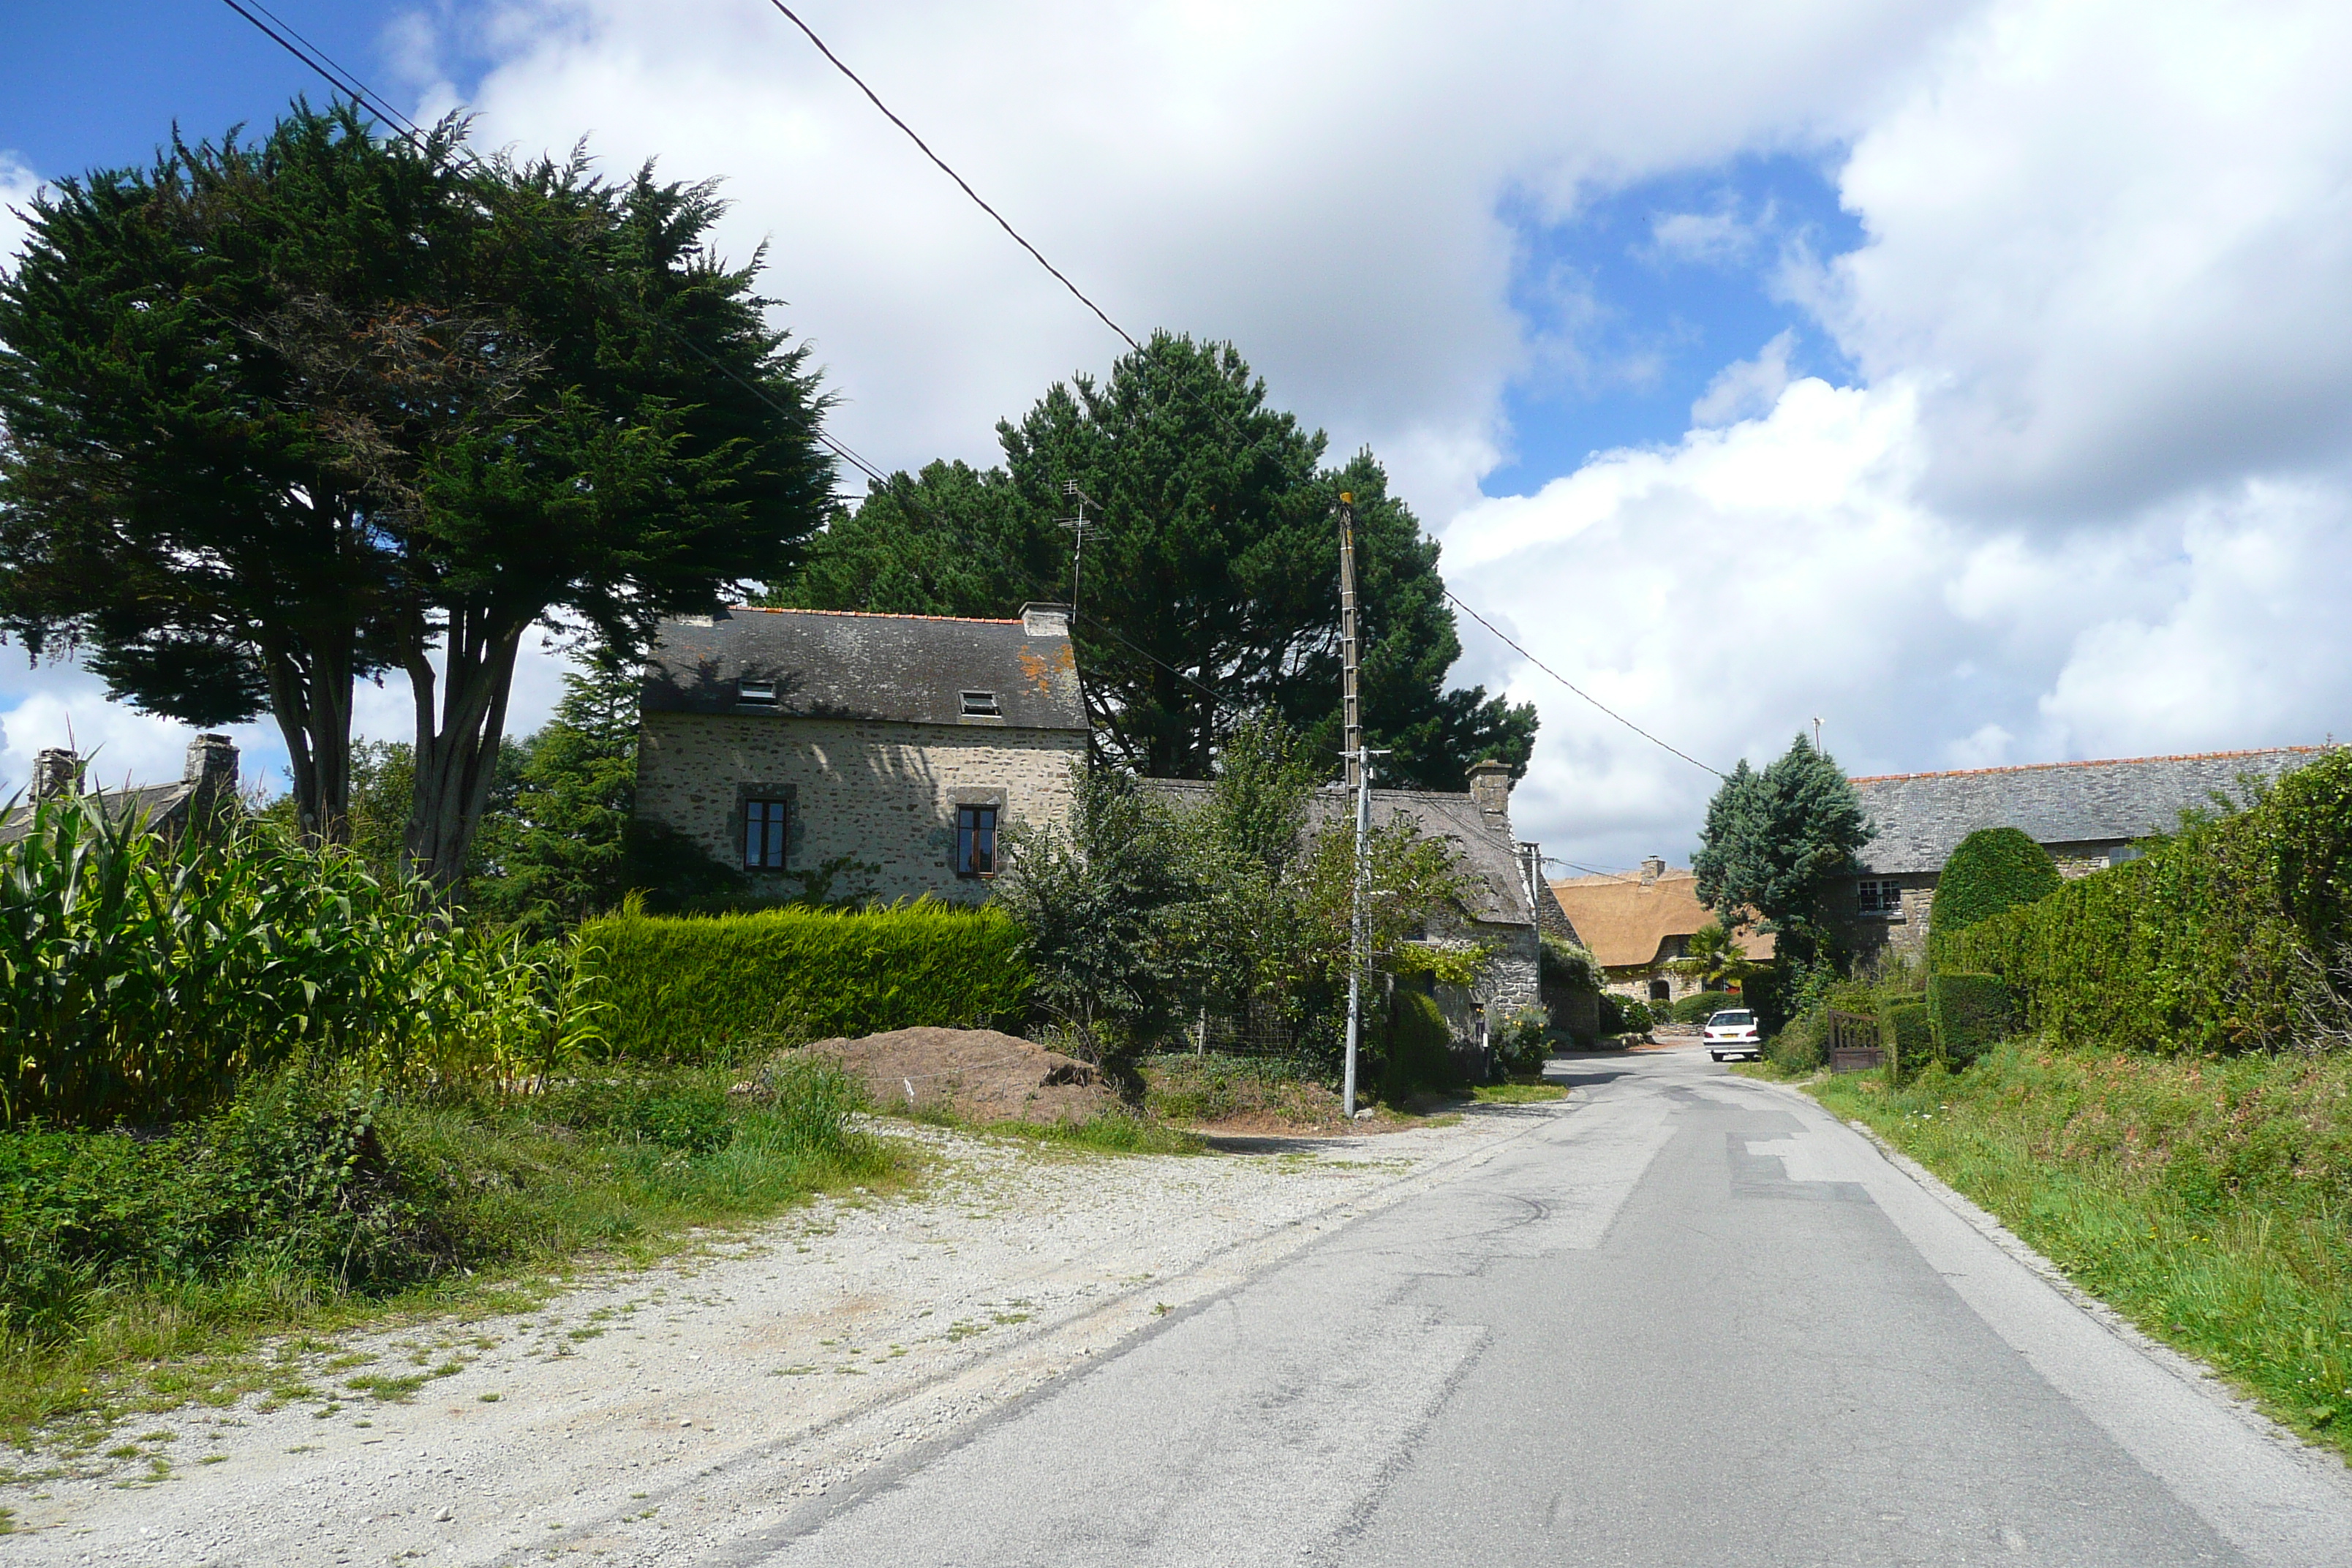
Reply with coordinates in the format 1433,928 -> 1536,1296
956,804 -> 998,877
744,799 -> 788,870
736,679 -> 777,706
1858,878 -> 1902,916
1647,979 -> 1670,1003
960,690 -> 1000,717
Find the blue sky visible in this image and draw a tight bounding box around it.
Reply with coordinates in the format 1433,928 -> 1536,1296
7,1 -> 2351,870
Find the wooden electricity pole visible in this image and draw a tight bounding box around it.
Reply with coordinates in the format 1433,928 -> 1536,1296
1339,491 -> 1362,793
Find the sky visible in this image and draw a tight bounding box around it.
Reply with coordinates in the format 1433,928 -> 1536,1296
4,0 -> 2350,872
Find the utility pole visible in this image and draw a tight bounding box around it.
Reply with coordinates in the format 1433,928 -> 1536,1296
1058,480 -> 1098,615
1343,742 -> 1388,1120
1338,487 -> 1385,1117
1338,491 -> 1362,794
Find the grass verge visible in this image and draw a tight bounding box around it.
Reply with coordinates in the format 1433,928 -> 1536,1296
1471,1082 -> 1569,1105
1790,1039 -> 2352,1461
0,1056 -> 892,1455
901,1104 -> 1203,1156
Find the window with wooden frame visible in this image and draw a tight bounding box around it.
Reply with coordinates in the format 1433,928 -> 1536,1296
955,804 -> 998,878
744,798 -> 789,871
1858,878 -> 1902,916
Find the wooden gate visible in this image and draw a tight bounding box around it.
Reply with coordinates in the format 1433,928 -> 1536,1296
1825,1009 -> 1885,1074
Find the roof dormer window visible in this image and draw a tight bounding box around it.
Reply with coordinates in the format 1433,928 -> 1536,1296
736,679 -> 777,706
960,690 -> 1000,717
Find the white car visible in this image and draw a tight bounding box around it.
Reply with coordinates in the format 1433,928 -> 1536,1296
1703,1009 -> 1763,1062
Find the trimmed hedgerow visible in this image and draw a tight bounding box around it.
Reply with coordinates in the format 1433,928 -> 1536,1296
1947,750 -> 2352,1054
1882,999 -> 1934,1080
1929,827 -> 2061,967
1928,972 -> 2013,1066
578,901 -> 1033,1061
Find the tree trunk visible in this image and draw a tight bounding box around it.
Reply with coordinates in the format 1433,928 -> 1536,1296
260,630 -> 356,845
403,603 -> 526,889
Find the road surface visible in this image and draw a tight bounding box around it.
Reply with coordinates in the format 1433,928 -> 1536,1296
723,1041 -> 2352,1567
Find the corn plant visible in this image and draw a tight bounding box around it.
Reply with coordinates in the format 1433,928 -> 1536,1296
1,793 -> 597,1126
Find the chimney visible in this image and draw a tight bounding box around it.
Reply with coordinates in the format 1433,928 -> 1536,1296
1640,855 -> 1665,887
185,733 -> 238,821
33,747 -> 79,802
1020,603 -> 1072,638
1468,759 -> 1514,826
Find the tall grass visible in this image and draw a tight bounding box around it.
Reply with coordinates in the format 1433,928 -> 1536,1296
1,794 -> 598,1125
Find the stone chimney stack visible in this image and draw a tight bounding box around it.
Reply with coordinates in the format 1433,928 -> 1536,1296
185,733 -> 238,821
1468,760 -> 1514,827
32,747 -> 80,802
1020,603 -> 1072,638
1640,855 -> 1665,887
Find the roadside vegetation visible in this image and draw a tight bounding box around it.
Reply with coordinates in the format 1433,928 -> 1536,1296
1734,751 -> 2352,1460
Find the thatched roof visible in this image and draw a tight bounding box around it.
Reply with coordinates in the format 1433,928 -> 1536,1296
1547,867 -> 1774,971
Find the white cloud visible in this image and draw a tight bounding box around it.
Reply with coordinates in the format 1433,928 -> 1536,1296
0,151 -> 41,269
0,661 -> 281,803
1691,328 -> 1797,426
1817,0 -> 2352,517
408,0 -> 1953,515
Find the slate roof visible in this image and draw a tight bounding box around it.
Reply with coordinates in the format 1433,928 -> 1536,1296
1547,869 -> 1776,971
1142,778 -> 1535,927
641,607 -> 1085,731
1851,747 -> 2330,875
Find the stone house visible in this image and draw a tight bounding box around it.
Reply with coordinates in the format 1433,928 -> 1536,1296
1548,857 -> 1774,1006
633,603 -> 1088,904
1846,746 -> 2329,962
7,734 -> 241,841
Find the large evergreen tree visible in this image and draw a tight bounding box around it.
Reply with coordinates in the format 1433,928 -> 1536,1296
0,102 -> 833,883
769,333 -> 1534,788
1692,736 -> 1874,968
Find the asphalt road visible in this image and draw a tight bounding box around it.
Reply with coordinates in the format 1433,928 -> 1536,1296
717,1042 -> 2352,1567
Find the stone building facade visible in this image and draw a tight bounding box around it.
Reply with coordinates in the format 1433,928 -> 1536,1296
1846,746 -> 2330,962
635,604 -> 1087,905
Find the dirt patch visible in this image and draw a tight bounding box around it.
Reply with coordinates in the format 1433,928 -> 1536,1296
804,1028 -> 1120,1125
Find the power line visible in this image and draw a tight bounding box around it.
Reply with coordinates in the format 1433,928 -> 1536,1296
758,1 -> 1141,354
1443,589 -> 1725,779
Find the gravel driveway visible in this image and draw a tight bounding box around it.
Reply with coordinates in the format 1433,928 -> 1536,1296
1,1104 -> 1558,1565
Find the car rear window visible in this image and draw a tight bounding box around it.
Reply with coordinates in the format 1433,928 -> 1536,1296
1710,1011 -> 1754,1025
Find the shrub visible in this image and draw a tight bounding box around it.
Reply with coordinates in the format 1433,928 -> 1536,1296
1928,973 -> 2013,1066
1382,990 -> 1456,1098
1539,936 -> 1602,993
1493,1006 -> 1550,1077
1882,999 -> 1934,1080
1669,992 -> 1739,1025
1929,827 -> 2061,966
1766,1011 -> 1826,1074
576,901 -> 1032,1061
1948,750 -> 2352,1054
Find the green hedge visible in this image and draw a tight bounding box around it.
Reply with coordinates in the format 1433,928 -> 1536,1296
1882,999 -> 1934,1080
1928,973 -> 2013,1066
577,902 -> 1033,1061
1929,828 -> 2060,966
1947,750 -> 2351,1054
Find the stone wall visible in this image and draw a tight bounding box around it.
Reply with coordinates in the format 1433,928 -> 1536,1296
1847,841 -> 2134,965
636,712 -> 1086,905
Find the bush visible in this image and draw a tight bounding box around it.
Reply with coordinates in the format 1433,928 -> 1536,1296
1597,995 -> 1655,1037
1539,936 -> 1602,993
1765,1011 -> 1826,1074
1882,999 -> 1934,1080
1946,750 -> 2352,1054
1668,992 -> 1739,1025
1382,990 -> 1456,1098
1493,1006 -> 1550,1077
1928,973 -> 2013,1067
576,901 -> 1032,1061
1929,826 -> 2060,965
